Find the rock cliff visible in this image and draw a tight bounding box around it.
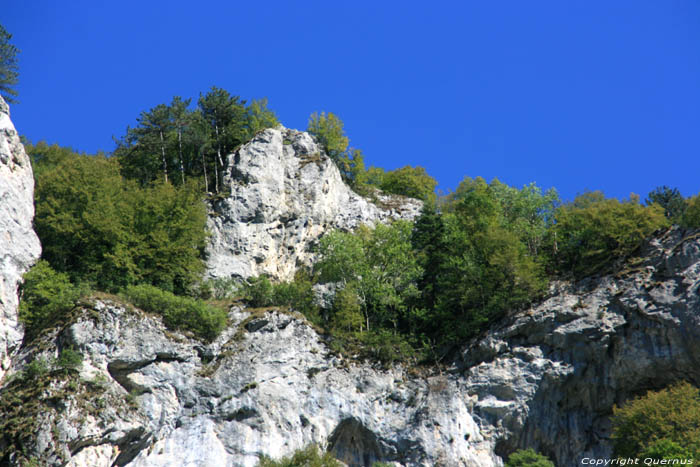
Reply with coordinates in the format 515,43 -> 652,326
0,97 -> 41,380
206,127 -> 422,282
2,227 -> 699,466
2,107 -> 700,466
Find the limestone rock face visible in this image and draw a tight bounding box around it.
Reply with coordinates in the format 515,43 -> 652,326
4,228 -> 700,466
0,97 -> 41,379
206,127 -> 422,281
3,301 -> 498,467
457,227 -> 700,464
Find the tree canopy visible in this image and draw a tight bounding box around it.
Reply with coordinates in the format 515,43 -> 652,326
115,87 -> 279,192
612,382 -> 700,459
28,142 -> 208,294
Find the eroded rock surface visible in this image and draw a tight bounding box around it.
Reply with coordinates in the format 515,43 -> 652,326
0,97 -> 41,380
456,227 -> 700,464
206,127 -> 422,282
3,228 -> 700,466
3,301 -> 497,466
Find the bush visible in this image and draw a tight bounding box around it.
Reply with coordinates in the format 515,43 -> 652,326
239,273 -> 319,319
257,445 -> 341,467
123,284 -> 227,341
551,191 -> 668,277
240,276 -> 275,307
19,260 -> 80,340
505,448 -> 554,467
23,358 -> 50,380
57,347 -> 83,370
359,330 -> 416,364
681,194 -> 700,229
611,381 -> 700,459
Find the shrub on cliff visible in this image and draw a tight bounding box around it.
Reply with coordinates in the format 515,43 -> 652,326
681,194 -> 700,229
123,284 -> 227,341
549,191 -> 668,277
257,445 -> 341,467
611,381 -> 700,459
19,260 -> 80,340
505,448 -> 554,467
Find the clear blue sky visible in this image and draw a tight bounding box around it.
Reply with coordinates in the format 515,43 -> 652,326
4,1 -> 700,202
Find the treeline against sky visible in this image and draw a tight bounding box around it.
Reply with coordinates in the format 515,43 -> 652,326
20,87 -> 700,360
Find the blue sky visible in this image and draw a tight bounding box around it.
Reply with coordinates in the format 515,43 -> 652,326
4,1 -> 700,202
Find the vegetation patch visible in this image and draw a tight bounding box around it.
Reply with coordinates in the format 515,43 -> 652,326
257,444 -> 342,467
123,284 -> 227,342
612,381 -> 700,459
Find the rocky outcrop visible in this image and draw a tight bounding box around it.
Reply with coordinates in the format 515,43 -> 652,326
2,301 -> 498,466
2,228 -> 700,466
0,97 -> 41,380
206,127 -> 422,282
457,226 -> 700,464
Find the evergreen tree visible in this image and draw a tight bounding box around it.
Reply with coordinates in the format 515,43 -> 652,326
198,87 -> 247,192
0,24 -> 19,103
646,185 -> 686,221
169,96 -> 192,184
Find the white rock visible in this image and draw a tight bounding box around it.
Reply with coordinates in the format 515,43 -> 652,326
206,127 -> 422,282
0,97 -> 41,380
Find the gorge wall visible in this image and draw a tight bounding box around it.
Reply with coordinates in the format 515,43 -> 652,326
0,96 -> 41,380
3,227 -> 700,466
1,105 -> 699,467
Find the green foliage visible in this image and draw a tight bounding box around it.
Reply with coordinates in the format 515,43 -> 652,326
306,112 -> 373,194
640,439 -> 693,461
57,347 -> 83,370
331,284 -> 364,332
307,112 -> 349,161
123,284 -> 227,341
240,276 -> 275,307
317,221 -> 422,333
19,260 -> 80,340
427,179 -> 547,345
505,448 -> 554,467
359,329 -> 416,364
115,87 -> 278,191
681,194 -> 700,229
0,24 -> 19,103
646,185 -> 686,222
257,445 -> 341,467
611,381 -> 700,459
378,165 -> 438,204
551,191 -> 669,277
29,144 -> 208,294
23,358 -> 50,380
239,272 -> 319,320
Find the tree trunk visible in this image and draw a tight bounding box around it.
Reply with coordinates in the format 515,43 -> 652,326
178,129 -> 185,184
213,153 -> 219,193
201,149 -> 209,193
215,124 -> 224,166
159,130 -> 168,183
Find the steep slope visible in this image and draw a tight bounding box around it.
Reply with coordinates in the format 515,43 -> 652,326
2,228 -> 699,466
0,97 -> 41,380
206,127 -> 422,281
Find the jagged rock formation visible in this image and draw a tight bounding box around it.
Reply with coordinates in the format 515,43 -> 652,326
2,301 -> 498,466
0,97 -> 41,380
457,227 -> 700,464
2,228 -> 700,466
206,127 -> 422,282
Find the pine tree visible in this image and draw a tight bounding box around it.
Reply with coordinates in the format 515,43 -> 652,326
0,24 -> 20,104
